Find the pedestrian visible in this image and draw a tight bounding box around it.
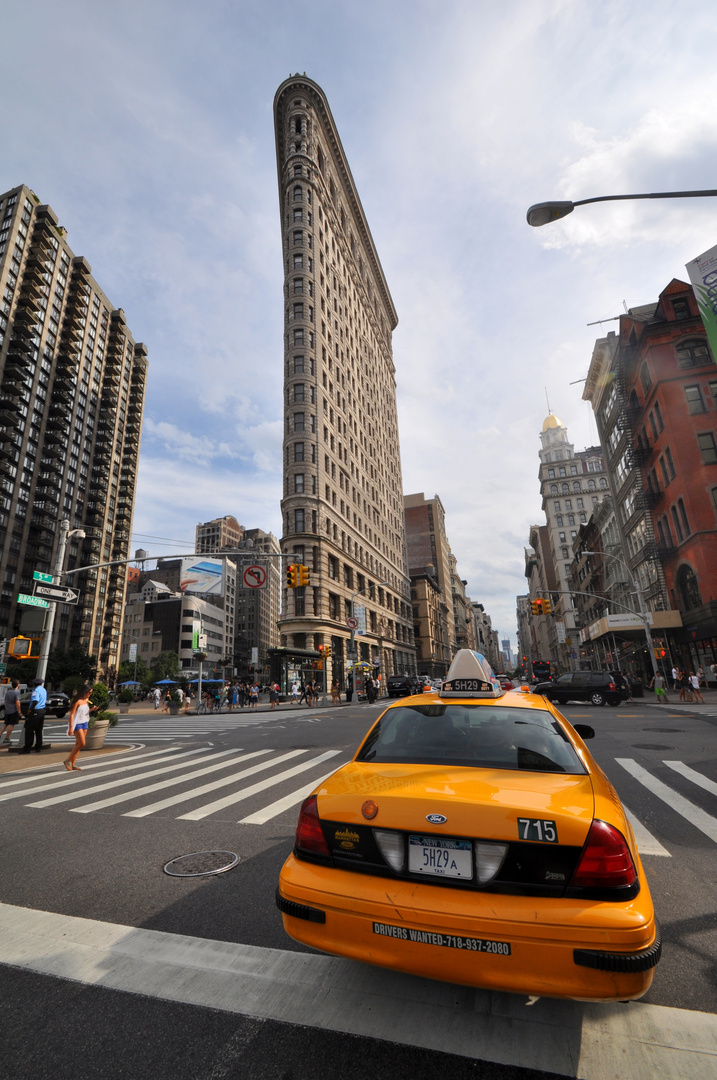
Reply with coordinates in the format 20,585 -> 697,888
161,689 -> 171,713
620,670 -> 634,703
153,687 -> 161,709
650,672 -> 669,703
365,678 -> 375,704
0,679 -> 23,745
250,682 -> 259,710
63,683 -> 97,772
20,677 -> 47,754
184,687 -> 192,713
291,681 -> 299,705
176,686 -> 184,705
671,665 -> 679,692
689,672 -> 705,704
697,666 -> 706,688
299,681 -> 308,705
331,679 -> 340,706
677,670 -> 688,702
270,682 -> 278,709
346,675 -> 353,703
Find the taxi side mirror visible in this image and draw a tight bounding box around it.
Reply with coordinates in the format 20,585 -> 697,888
573,724 -> 595,740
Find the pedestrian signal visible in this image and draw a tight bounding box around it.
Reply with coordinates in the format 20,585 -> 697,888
286,564 -> 298,588
7,636 -> 35,659
298,564 -> 310,587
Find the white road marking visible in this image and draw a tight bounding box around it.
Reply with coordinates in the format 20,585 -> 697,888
623,806 -> 671,857
122,748 -> 311,818
616,758 -> 717,843
238,768 -> 341,824
0,748 -> 204,802
0,902 -> 715,1079
26,749 -> 214,808
178,750 -> 341,821
0,746 -> 182,788
663,760 -> 717,798
69,750 -> 271,814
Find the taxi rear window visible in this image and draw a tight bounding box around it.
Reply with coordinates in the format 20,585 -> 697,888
356,704 -> 585,773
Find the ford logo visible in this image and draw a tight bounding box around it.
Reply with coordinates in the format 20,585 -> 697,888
425,813 -> 447,824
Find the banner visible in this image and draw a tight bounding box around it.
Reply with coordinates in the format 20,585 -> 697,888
686,243 -> 717,360
354,603 -> 367,635
180,558 -> 224,596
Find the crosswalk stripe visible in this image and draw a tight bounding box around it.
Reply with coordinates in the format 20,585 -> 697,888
616,757 -> 717,843
69,750 -> 272,814
0,746 -> 183,789
178,750 -> 342,821
623,806 -> 671,857
663,760 -> 717,797
26,749 -> 214,808
0,748 -> 203,803
238,769 -> 340,825
122,748 -> 311,818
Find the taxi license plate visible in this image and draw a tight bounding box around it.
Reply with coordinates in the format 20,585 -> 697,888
408,835 -> 472,879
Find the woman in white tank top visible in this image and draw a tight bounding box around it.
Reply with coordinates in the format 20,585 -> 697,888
64,684 -> 96,772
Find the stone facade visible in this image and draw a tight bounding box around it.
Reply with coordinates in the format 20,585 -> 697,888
274,76 -> 415,686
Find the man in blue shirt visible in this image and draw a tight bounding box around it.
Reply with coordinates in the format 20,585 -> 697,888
21,677 -> 48,754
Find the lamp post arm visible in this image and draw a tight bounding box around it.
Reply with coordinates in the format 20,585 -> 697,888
549,589 -> 659,679
573,188 -> 717,208
527,188 -> 717,226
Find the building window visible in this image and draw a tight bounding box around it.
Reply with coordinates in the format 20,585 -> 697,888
556,516 -> 563,526
640,362 -> 652,394
548,469 -> 555,479
565,499 -> 572,510
559,467 -> 566,477
678,498 -> 691,536
672,298 -> 690,320
553,501 -> 561,510
293,254 -> 303,269
293,328 -> 304,346
328,555 -> 338,579
685,385 -> 705,414
295,509 -> 305,532
671,505 -> 684,542
293,230 -> 303,246
293,412 -> 305,431
294,473 -> 304,493
676,339 -> 711,368
294,384 -> 305,403
294,442 -> 304,462
697,432 -> 717,464
550,484 -> 558,494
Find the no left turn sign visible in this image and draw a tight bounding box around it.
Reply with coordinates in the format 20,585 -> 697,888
243,565 -> 267,589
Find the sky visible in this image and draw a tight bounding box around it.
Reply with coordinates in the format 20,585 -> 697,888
3,0 -> 717,645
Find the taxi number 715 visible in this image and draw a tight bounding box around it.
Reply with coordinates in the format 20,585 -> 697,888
517,818 -> 558,843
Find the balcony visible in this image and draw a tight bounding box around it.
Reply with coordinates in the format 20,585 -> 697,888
639,487 -> 660,509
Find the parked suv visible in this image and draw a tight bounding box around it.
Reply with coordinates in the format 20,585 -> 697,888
534,671 -> 622,707
386,675 -> 422,698
13,689 -> 71,719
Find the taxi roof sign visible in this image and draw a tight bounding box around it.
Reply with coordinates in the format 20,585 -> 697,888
439,649 -> 504,699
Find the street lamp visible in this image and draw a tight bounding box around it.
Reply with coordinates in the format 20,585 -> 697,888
581,550 -> 659,680
526,188 -> 717,227
36,520 -> 86,683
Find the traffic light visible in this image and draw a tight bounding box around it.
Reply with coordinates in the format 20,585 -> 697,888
286,564 -> 298,588
298,564 -> 310,587
530,599 -> 543,616
324,646 -> 331,658
543,597 -> 552,615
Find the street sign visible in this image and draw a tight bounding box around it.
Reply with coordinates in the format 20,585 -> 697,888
0,664 -> 6,675
18,593 -> 50,609
242,565 -> 267,589
33,571 -> 54,583
346,616 -> 359,629
128,643 -> 137,662
32,583 -> 80,605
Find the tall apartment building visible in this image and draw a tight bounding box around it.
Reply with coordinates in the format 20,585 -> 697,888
0,184 -> 147,677
404,492 -> 454,673
583,280 -> 716,674
274,76 -> 415,684
538,414 -> 608,670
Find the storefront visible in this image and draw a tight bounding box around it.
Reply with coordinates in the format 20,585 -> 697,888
267,647 -> 322,696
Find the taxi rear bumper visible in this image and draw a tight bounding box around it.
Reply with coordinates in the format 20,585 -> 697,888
278,855 -> 659,1001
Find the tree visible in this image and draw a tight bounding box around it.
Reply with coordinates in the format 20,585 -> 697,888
117,656 -> 150,686
47,645 -> 97,688
150,651 -> 179,681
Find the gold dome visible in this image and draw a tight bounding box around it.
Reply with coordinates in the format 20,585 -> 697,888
542,413 -> 563,432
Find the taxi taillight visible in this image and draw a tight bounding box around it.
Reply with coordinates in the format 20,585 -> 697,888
570,820 -> 637,890
295,795 -> 331,857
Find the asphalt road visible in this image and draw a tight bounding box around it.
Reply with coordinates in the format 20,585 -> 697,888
1,694 -> 716,1079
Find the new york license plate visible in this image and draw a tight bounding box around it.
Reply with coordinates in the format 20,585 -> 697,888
408,835 -> 472,879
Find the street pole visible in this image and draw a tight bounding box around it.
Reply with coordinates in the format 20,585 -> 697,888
36,519 -> 70,684
582,551 -> 659,681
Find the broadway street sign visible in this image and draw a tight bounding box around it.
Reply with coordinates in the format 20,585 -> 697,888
18,593 -> 50,609
32,582 -> 80,605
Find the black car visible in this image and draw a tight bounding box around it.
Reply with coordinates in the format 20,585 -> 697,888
386,675 -> 422,698
14,689 -> 71,719
534,670 -> 622,707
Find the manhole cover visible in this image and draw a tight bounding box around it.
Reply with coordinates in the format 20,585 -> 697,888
631,744 -> 672,751
163,850 -> 240,877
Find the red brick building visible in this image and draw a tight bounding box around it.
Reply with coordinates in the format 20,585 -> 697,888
621,278 -> 717,672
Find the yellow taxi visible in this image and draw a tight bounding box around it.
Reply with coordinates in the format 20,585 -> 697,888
277,650 -> 661,1001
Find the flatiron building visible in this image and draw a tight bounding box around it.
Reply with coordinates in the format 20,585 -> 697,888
274,76 -> 415,682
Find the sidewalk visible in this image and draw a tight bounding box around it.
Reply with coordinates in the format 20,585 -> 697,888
0,743 -> 132,775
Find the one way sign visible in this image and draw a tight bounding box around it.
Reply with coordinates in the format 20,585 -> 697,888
32,583 -> 80,605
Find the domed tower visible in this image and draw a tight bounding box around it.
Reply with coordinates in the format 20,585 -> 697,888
273,76 -> 415,688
